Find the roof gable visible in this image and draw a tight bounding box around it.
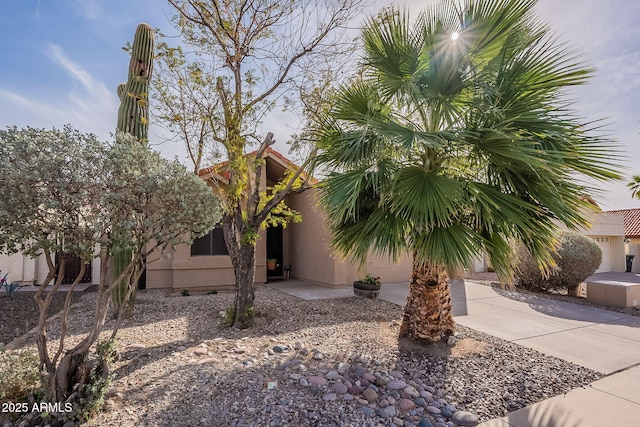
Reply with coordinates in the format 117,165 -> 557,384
197,147 -> 317,184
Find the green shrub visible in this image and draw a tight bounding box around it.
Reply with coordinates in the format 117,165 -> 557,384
514,231 -> 602,292
0,350 -> 41,404
69,339 -> 116,423
550,232 -> 602,290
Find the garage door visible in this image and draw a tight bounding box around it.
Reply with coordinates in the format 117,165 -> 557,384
593,236 -> 611,273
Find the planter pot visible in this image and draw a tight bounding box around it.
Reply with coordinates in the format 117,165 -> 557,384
353,280 -> 381,300
267,259 -> 277,271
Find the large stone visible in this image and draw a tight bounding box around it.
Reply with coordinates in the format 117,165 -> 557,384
375,376 -> 388,386
273,345 -> 289,353
363,388 -> 378,402
399,398 -> 415,411
325,370 -> 341,380
197,357 -> 219,365
126,343 -> 145,350
451,411 -> 479,427
333,383 -> 348,394
384,406 -> 397,417
322,393 -> 337,401
360,407 -> 375,417
308,376 -> 327,386
348,385 -> 364,395
415,397 -> 428,407
404,385 -> 419,398
376,409 -> 390,420
427,406 -> 441,415
352,367 -> 366,377
363,372 -> 376,382
387,380 -> 407,390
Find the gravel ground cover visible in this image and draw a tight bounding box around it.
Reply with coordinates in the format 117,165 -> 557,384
3,284 -> 602,426
0,289 -> 90,346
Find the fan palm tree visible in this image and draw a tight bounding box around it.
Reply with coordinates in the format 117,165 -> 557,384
313,0 -> 620,341
628,175 -> 640,199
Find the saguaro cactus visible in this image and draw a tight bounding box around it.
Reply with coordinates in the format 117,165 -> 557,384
117,23 -> 155,142
112,23 -> 155,318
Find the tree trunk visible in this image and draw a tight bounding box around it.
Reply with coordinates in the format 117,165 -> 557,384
222,213 -> 257,329
232,243 -> 256,328
399,256 -> 455,341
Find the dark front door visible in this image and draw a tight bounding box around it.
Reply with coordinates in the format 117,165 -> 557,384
266,226 -> 283,278
55,253 -> 92,284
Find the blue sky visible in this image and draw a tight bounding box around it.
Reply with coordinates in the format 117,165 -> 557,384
1,0 -> 639,211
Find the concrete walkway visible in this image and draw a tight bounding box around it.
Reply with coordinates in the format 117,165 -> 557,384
269,279 -> 640,426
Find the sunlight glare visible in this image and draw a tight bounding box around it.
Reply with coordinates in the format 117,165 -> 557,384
451,32 -> 459,40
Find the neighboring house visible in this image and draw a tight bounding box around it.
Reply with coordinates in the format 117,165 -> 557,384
467,201 -> 626,275
0,252 -> 100,286
579,211 -> 626,273
602,208 -> 640,273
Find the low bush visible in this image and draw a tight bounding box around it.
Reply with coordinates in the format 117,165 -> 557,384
0,350 -> 41,404
514,231 -> 602,293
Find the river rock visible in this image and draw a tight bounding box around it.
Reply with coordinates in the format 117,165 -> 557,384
387,380 -> 407,390
451,411 -> 479,427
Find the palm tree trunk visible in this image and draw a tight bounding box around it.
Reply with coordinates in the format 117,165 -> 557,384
399,256 -> 455,341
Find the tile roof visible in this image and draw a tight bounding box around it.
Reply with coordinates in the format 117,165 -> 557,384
602,208 -> 640,237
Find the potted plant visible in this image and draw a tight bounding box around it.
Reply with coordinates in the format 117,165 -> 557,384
267,259 -> 278,271
353,274 -> 381,299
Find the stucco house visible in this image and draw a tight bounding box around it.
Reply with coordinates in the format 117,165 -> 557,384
577,210 -> 625,273
144,148 -> 412,293
0,148 -> 627,289
602,208 -> 640,273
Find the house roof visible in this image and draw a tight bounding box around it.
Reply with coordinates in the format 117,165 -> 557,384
197,147 -> 317,184
602,208 -> 640,237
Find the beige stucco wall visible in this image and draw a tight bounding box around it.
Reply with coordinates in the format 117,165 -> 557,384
287,190 -> 360,287
287,189 -> 415,286
366,252 -> 412,283
146,229 -> 267,293
573,211 -> 626,273
0,253 -> 35,284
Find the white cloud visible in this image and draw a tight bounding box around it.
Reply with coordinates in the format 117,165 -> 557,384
71,0 -> 103,20
0,45 -> 118,139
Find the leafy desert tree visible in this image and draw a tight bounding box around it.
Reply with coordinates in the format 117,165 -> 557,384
155,0 -> 368,328
0,126 -> 220,423
313,0 -> 620,341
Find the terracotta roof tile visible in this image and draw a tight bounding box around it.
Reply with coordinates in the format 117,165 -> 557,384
602,208 -> 640,237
